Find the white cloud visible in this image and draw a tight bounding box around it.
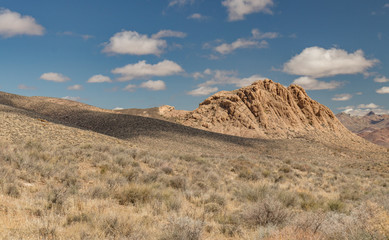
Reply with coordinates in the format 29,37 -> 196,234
384,3 -> 389,8
0,9 -> 44,38
151,30 -> 186,39
188,13 -> 207,20
292,76 -> 342,90
123,84 -> 137,92
192,72 -> 204,79
67,84 -> 83,90
113,107 -> 124,110
168,0 -> 195,7
18,84 -> 36,90
57,31 -> 94,40
357,103 -> 379,109
87,74 -> 112,83
112,60 -> 184,81
215,39 -> 268,54
40,72 -> 70,82
200,69 -> 264,87
376,86 -> 389,94
283,47 -> 378,78
251,29 -> 279,39
62,96 -> 81,101
235,75 -> 265,87
222,0 -> 274,21
374,76 -> 389,83
103,30 -> 167,56
331,93 -> 352,101
140,80 -> 166,91
188,86 -> 218,96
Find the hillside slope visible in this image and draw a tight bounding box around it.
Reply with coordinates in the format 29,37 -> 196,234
337,112 -> 389,148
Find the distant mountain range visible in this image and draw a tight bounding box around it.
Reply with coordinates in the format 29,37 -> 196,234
336,112 -> 389,148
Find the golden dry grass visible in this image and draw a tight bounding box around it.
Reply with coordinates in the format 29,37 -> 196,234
0,102 -> 389,239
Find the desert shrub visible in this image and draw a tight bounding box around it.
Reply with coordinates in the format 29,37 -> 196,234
219,224 -> 242,238
123,169 -> 139,182
66,213 -> 91,225
100,215 -> 134,239
142,170 -> 160,183
160,216 -> 203,240
327,199 -> 345,212
161,166 -> 173,175
279,165 -> 291,173
243,198 -> 289,227
205,192 -> 226,207
115,184 -> 153,205
238,168 -> 260,181
165,196 -> 182,212
298,192 -> 320,210
277,190 -> 298,208
169,176 -> 186,190
204,203 -> 221,213
46,188 -> 67,211
89,185 -> 110,199
5,183 -> 20,198
237,183 -> 269,202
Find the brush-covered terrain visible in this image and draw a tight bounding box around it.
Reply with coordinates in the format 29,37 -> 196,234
0,82 -> 389,239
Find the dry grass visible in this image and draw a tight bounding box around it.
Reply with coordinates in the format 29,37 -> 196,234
0,103 -> 389,239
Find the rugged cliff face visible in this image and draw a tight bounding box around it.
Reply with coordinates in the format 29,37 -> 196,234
165,79 -> 358,141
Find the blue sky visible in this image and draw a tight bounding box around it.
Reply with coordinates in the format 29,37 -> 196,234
0,0 -> 388,115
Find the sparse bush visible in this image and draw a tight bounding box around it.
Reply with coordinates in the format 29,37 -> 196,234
327,199 -> 345,212
243,198 -> 289,227
160,217 -> 203,240
5,183 -> 20,198
115,184 -> 153,205
169,176 -> 186,190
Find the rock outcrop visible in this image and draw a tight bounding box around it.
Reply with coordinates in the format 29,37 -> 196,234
167,79 -> 358,141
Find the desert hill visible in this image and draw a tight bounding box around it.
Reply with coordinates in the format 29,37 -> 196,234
1,83 -> 389,239
0,80 -> 382,152
337,112 -> 389,148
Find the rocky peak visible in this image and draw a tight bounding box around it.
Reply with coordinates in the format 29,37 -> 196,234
173,79 -> 355,140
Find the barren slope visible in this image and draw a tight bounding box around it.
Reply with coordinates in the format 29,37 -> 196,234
337,112 -> 389,148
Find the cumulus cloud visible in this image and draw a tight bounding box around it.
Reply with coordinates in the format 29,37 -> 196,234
67,84 -> 83,90
222,0 -> 274,21
215,39 -> 268,54
283,47 -> 378,78
331,93 -> 352,101
18,84 -> 36,90
0,9 -> 44,37
188,86 -> 219,96
251,29 -> 279,39
123,84 -> 137,92
358,103 -> 379,109
376,86 -> 389,94
292,76 -> 342,90
199,69 -> 265,87
168,0 -> 195,7
188,13 -> 207,20
62,96 -> 81,101
103,30 -> 167,56
140,80 -> 166,91
113,107 -> 124,110
151,30 -> 186,39
112,60 -> 184,81
87,75 -> 112,83
374,76 -> 389,83
40,72 -> 70,82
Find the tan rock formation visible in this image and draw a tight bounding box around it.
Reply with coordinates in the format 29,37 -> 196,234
167,79 -> 359,141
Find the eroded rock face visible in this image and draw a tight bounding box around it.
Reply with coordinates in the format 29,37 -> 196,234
172,79 -> 354,139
